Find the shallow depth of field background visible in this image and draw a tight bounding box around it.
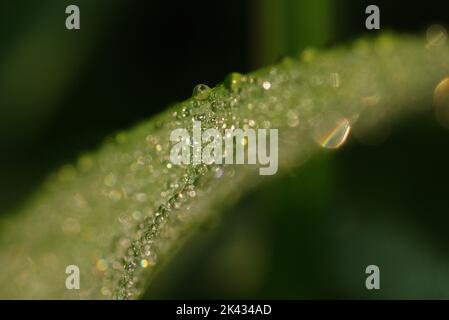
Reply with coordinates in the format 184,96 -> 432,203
1,0 -> 449,298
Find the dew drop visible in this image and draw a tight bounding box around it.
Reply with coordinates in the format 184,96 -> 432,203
329,72 -> 341,88
100,287 -> 111,296
211,100 -> 225,112
194,113 -> 206,121
434,77 -> 449,127
134,192 -> 147,202
61,217 -> 81,234
313,115 -> 351,149
139,259 -> 149,268
180,107 -> 191,118
77,155 -> 94,172
58,165 -> 77,182
263,120 -> 271,129
192,84 -> 211,100
229,97 -> 239,108
96,259 -> 109,272
132,210 -> 143,220
145,134 -> 158,145
426,24 -> 447,48
127,261 -> 136,272
362,95 -> 380,107
73,192 -> 87,209
104,173 -> 117,187
224,72 -> 243,92
108,190 -> 123,201
287,110 -> 300,128
188,190 -> 196,198
215,166 -> 223,178
115,132 -> 127,144
262,81 -> 271,90
120,238 -> 131,248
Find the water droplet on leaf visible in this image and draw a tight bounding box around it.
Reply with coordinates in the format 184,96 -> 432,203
313,115 -> 351,149
426,24 -> 447,48
262,81 -> 271,90
192,84 -> 211,100
139,259 -> 149,268
224,72 -> 243,92
434,77 -> 449,127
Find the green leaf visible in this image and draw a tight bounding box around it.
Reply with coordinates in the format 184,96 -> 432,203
0,33 -> 448,299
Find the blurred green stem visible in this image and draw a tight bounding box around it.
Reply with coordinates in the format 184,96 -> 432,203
251,0 -> 334,68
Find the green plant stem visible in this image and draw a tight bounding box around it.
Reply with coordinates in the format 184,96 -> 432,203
0,33 -> 448,299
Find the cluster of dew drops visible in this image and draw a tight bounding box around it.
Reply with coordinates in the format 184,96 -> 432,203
100,52 -> 362,299
107,59 -> 349,298
102,69 -> 289,299
88,31 -> 449,299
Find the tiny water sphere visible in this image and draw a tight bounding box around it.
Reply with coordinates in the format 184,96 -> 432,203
192,84 -> 211,100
